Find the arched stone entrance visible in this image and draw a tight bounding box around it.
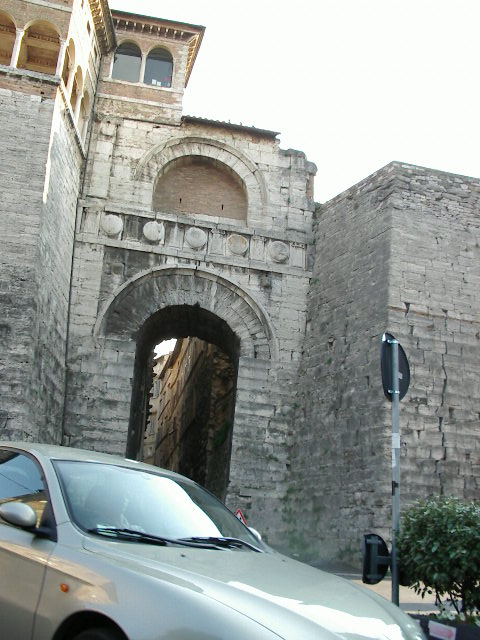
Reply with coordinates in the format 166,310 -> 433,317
90,265 -> 277,501
95,265 -> 275,359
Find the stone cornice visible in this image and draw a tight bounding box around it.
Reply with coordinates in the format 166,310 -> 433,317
89,0 -> 116,54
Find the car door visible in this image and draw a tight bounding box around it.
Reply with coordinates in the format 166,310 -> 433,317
0,449 -> 56,640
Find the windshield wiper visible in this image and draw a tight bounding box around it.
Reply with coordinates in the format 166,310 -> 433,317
179,536 -> 263,552
88,527 -> 219,549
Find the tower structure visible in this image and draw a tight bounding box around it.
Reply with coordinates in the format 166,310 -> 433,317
0,0 -> 114,442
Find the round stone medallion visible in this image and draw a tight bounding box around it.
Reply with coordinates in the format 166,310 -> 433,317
227,234 -> 249,256
101,214 -> 123,238
269,240 -> 289,263
143,220 -> 165,243
185,227 -> 207,250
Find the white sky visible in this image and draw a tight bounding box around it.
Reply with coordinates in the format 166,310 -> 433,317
155,338 -> 176,357
109,0 -> 480,203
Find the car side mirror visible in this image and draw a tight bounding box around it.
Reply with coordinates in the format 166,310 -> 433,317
0,501 -> 37,529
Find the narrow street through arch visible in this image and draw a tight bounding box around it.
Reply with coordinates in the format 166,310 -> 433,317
126,305 -> 239,500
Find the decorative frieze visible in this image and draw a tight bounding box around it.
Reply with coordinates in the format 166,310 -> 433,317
83,208 -> 307,271
269,240 -> 289,263
227,234 -> 248,256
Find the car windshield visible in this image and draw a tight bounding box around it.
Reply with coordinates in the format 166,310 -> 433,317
54,460 -> 265,550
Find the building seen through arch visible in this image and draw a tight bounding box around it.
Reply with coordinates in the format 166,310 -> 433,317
143,337 -> 236,501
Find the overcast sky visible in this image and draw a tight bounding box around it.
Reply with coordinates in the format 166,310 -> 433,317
109,0 -> 480,203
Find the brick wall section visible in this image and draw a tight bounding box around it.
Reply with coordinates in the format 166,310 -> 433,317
153,157 -> 248,220
96,20 -> 192,124
2,0 -> 72,37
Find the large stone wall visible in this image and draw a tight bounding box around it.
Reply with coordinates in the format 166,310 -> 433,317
0,0 -> 104,441
33,91 -> 85,443
0,73 -> 83,443
0,80 -> 56,439
289,164 -> 395,560
290,163 -> 480,564
387,165 -> 480,501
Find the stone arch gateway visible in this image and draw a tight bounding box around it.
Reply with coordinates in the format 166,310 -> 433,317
54,10 -> 315,547
94,266 -> 277,474
65,265 -> 289,522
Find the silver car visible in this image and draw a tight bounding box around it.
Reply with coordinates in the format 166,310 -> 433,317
0,442 -> 424,640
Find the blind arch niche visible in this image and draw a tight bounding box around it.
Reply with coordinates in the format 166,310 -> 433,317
153,156 -> 248,221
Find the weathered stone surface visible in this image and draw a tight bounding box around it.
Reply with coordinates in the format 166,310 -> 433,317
290,164 -> 480,563
1,1 -> 479,566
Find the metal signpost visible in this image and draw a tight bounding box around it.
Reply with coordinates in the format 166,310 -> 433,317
380,333 -> 410,606
390,338 -> 400,606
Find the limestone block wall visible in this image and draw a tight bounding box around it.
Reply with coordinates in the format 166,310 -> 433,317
34,91 -> 85,443
291,162 -> 480,564
0,76 -> 84,442
386,164 -> 480,501
289,165 -> 396,560
0,83 -> 55,439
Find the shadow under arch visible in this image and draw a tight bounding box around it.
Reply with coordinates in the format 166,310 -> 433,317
126,304 -> 240,463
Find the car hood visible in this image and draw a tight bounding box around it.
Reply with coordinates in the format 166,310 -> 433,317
83,538 -> 422,640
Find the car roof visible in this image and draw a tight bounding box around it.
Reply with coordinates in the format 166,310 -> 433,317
0,441 -> 184,480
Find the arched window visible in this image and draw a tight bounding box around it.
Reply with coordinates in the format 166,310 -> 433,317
78,90 -> 91,141
0,12 -> 16,66
111,42 -> 141,82
17,21 -> 60,75
70,66 -> 83,114
144,47 -> 172,88
61,39 -> 75,90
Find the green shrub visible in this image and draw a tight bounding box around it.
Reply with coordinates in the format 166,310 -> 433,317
397,496 -> 480,615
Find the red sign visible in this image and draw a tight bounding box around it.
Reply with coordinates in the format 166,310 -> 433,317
235,508 -> 247,525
